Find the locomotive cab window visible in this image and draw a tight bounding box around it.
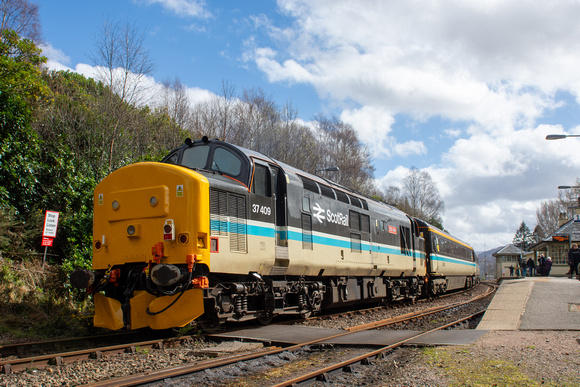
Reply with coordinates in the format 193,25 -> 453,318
252,164 -> 271,197
164,151 -> 179,165
181,144 -> 210,169
212,147 -> 242,176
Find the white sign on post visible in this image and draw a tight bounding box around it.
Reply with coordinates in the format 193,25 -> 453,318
42,211 -> 60,238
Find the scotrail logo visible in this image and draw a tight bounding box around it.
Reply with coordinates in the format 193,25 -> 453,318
313,203 -> 325,223
312,203 -> 348,226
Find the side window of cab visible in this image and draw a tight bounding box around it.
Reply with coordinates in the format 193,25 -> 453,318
252,164 -> 271,197
164,151 -> 180,165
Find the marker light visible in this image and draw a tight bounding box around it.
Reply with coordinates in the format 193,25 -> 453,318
163,219 -> 175,241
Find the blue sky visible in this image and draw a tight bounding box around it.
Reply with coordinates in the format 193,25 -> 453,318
39,0 -> 580,251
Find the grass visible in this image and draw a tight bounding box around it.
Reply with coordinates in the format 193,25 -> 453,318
423,347 -> 554,387
0,256 -> 97,342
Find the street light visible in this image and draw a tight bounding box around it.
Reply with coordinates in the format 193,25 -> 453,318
315,166 -> 339,175
558,185 -> 580,219
546,134 -> 580,140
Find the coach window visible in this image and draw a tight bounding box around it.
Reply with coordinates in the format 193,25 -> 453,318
432,236 -> 439,252
252,164 -> 271,197
400,226 -> 411,255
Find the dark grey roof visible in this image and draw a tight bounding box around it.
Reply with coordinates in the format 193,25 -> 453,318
540,219 -> 580,242
492,244 -> 528,256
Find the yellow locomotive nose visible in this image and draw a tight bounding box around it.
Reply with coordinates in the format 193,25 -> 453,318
90,161 -> 210,330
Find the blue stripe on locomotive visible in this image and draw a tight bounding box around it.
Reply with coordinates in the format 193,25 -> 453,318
211,219 -> 445,263
215,219 -> 476,270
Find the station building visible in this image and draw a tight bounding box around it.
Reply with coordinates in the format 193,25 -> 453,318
529,213 -> 580,277
492,244 -> 528,278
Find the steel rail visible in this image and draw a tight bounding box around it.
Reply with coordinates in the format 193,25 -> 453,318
0,330 -> 168,359
0,335 -> 195,374
73,285 -> 495,386
271,310 -> 487,387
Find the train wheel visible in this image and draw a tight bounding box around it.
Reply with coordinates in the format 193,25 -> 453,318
256,315 -> 273,326
299,310 -> 312,319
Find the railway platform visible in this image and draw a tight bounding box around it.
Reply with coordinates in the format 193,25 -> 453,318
476,276 -> 580,331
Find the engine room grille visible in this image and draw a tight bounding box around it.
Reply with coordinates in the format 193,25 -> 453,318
210,188 -> 247,253
228,194 -> 247,253
210,189 -> 228,236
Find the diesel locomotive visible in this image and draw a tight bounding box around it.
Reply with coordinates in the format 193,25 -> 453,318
70,137 -> 479,330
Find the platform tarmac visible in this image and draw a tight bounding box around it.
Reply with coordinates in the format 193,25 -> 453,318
477,276 -> 580,331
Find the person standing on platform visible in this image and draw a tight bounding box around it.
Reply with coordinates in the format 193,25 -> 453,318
509,265 -> 514,277
526,257 -> 535,277
544,257 -> 553,276
538,254 -> 546,276
567,243 -> 580,279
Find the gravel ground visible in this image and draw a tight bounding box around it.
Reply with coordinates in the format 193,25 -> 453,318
2,284 -> 579,386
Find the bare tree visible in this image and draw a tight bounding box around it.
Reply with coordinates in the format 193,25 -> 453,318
313,114 -> 375,193
215,80 -> 237,141
90,19 -> 155,106
89,19 -> 156,172
381,185 -> 402,206
0,0 -> 41,42
159,77 -> 191,129
536,199 -> 566,238
237,87 -> 279,152
401,167 -> 445,225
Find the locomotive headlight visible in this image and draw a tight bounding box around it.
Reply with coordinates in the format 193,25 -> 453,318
150,196 -> 158,206
112,200 -> 120,210
126,224 -> 141,238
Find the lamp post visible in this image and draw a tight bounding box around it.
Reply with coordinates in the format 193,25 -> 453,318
315,166 -> 339,175
558,185 -> 580,221
546,134 -> 580,140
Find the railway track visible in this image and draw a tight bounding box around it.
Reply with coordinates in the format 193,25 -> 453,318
65,283 -> 495,386
272,311 -> 486,386
0,330 -> 175,360
0,334 -> 197,375
0,283 -> 495,382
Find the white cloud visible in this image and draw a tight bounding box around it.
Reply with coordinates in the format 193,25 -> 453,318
135,0 -> 211,18
40,43 -> 71,70
44,58 -> 215,113
443,129 -> 462,138
247,0 -> 580,250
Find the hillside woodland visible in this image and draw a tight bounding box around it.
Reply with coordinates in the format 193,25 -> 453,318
0,28 -> 382,339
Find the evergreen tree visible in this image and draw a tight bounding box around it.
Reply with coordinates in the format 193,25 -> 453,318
513,221 -> 536,251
